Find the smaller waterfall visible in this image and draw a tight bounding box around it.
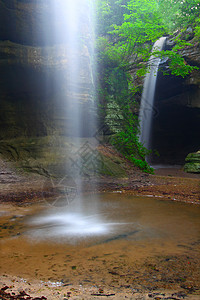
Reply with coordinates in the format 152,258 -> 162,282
139,37 -> 166,151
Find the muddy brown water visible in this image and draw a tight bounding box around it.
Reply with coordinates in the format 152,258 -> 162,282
0,193 -> 200,290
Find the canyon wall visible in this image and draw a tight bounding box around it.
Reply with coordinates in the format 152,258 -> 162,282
0,0 -> 94,139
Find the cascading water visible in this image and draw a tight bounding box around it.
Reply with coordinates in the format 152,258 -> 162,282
30,0 -> 111,239
47,0 -> 94,138
139,37 -> 167,152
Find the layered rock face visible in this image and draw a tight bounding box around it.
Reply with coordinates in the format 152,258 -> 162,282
0,0 -> 94,139
151,41 -> 200,166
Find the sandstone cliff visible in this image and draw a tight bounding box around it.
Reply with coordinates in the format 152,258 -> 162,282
0,0 -> 94,139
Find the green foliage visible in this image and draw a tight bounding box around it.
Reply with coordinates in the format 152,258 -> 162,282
108,0 -> 166,66
95,0 -> 199,173
129,157 -> 154,173
103,97 -> 154,173
158,0 -> 200,34
194,17 -> 200,38
153,39 -> 199,78
164,51 -> 198,77
111,125 -> 154,173
95,0 -> 129,36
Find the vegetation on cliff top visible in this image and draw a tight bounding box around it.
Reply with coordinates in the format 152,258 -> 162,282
94,0 -> 199,172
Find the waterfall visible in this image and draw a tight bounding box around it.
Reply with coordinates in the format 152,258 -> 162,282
139,37 -> 166,152
35,0 -> 109,238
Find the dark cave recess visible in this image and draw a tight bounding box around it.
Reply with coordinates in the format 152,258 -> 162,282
151,69 -> 200,165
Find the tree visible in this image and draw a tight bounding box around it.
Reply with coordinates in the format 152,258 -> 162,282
106,0 -> 165,67
95,0 -> 129,36
158,0 -> 200,34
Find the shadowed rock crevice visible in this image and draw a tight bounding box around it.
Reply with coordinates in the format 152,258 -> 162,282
151,43 -> 200,165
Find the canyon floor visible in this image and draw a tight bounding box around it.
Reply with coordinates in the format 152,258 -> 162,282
0,154 -> 199,205
0,156 -> 199,299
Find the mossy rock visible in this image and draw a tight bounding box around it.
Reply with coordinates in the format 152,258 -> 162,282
184,162 -> 200,173
97,155 -> 127,177
185,151 -> 200,163
0,137 -> 128,178
184,150 -> 200,173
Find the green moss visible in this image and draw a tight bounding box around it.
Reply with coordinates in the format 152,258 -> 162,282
0,137 -> 128,178
98,155 -> 127,177
184,151 -> 200,173
184,162 -> 200,173
185,151 -> 200,163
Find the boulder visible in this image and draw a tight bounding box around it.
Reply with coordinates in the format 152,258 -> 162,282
184,150 -> 200,173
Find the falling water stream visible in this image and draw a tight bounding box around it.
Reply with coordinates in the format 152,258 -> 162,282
139,37 -> 167,151
41,0 -> 98,205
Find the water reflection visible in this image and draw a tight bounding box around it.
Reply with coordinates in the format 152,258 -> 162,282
26,194 -> 200,245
